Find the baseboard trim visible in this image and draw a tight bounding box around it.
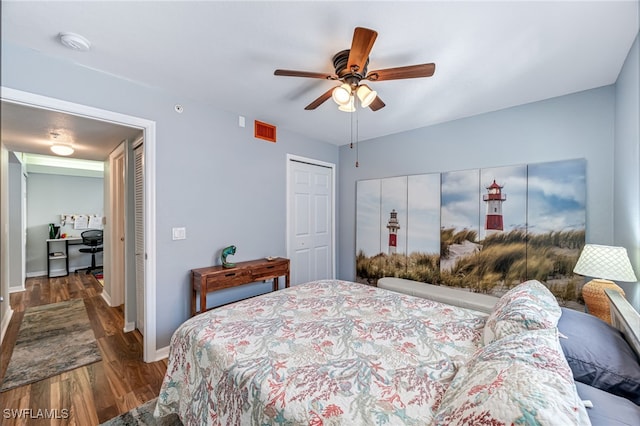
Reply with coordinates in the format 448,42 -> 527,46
1,307 -> 14,345
100,290 -> 112,307
154,345 -> 170,361
27,266 -> 92,278
123,322 -> 136,333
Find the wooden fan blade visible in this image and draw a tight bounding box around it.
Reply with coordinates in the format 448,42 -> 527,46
369,96 -> 385,111
347,27 -> 378,74
304,87 -> 334,110
274,69 -> 337,80
366,63 -> 435,81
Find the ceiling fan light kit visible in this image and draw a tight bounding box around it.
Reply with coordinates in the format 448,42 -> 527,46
332,83 -> 352,106
356,85 -> 377,109
338,97 -> 356,112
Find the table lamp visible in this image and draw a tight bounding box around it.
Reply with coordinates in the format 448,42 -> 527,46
573,244 -> 637,323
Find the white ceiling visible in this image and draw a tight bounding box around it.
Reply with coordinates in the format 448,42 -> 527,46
1,1 -> 638,160
1,101 -> 142,161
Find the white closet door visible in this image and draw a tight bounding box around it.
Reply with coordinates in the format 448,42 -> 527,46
288,159 -> 334,285
134,143 -> 145,334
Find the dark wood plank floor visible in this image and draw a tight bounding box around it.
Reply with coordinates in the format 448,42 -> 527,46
0,273 -> 167,425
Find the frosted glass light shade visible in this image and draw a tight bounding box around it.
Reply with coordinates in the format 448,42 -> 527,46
338,96 -> 355,112
332,84 -> 352,106
50,144 -> 74,156
356,85 -> 377,108
573,244 -> 638,282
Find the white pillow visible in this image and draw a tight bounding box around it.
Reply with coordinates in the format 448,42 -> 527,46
483,280 -> 561,345
433,327 -> 591,426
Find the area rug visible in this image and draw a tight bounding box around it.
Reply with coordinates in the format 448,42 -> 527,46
0,298 -> 102,392
100,398 -> 182,426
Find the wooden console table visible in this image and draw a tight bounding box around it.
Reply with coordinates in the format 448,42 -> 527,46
191,257 -> 290,316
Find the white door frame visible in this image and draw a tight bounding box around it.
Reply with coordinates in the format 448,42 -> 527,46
0,87 -> 158,362
285,154 -> 337,281
108,143 -> 125,307
20,168 -> 27,291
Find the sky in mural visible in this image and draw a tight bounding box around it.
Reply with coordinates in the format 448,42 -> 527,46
356,158 -> 585,257
407,174 -> 440,254
527,159 -> 586,233
356,179 -> 383,257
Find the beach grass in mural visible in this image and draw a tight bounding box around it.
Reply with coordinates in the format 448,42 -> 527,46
356,174 -> 441,284
355,159 -> 586,308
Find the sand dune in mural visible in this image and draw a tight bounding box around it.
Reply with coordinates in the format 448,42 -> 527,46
440,240 -> 480,272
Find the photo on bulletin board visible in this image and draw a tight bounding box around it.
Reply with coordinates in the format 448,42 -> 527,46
74,215 -> 89,229
88,216 -> 102,229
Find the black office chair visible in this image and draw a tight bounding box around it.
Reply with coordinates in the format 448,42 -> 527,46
79,229 -> 104,274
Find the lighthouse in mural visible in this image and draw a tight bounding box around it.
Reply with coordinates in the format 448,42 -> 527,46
386,209 -> 400,254
483,180 -> 507,233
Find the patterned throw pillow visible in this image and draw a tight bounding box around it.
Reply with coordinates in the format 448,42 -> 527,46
433,328 -> 590,426
483,280 -> 562,345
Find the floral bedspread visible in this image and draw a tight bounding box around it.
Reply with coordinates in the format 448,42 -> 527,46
155,280 -> 487,425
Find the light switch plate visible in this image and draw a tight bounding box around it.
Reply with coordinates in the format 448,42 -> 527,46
172,227 -> 186,240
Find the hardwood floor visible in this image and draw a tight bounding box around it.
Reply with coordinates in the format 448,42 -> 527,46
0,273 -> 167,425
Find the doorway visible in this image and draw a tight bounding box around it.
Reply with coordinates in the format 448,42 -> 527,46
0,87 -> 158,362
286,154 -> 336,284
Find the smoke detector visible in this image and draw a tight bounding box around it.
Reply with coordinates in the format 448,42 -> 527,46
59,32 -> 91,51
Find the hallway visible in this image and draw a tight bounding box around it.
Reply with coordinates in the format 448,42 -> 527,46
0,273 -> 167,425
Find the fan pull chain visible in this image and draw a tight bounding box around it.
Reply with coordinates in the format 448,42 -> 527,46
349,103 -> 354,149
355,100 -> 359,167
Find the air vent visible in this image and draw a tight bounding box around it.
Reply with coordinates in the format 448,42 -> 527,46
254,120 -> 276,143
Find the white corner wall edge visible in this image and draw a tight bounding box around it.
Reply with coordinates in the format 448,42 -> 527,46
101,288 -> 113,307
123,322 -> 136,333
1,86 -> 158,363
154,345 -> 170,361
0,307 -> 13,345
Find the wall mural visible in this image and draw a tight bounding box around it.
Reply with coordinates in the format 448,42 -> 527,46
356,158 -> 586,309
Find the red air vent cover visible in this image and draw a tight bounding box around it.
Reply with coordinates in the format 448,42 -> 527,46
254,120 -> 276,143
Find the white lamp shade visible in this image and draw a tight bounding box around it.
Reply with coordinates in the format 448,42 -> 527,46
573,244 -> 638,282
332,84 -> 352,106
338,96 -> 355,112
356,85 -> 377,108
50,144 -> 74,156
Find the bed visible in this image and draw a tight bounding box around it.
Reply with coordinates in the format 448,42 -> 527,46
155,279 -> 640,425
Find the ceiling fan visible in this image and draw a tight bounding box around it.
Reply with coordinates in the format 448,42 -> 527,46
274,27 -> 436,112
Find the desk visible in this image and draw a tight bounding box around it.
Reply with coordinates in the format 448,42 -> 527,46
191,257 -> 290,316
46,237 -> 82,278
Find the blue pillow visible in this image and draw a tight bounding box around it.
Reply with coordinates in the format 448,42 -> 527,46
558,307 -> 640,405
575,381 -> 640,425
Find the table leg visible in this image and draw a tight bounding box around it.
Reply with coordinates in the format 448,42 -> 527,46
200,282 -> 207,314
285,272 -> 290,288
273,277 -> 279,292
191,287 -> 196,317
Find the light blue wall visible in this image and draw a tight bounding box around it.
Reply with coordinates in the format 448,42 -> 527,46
614,33 -> 640,308
2,42 -> 339,348
338,86 -> 625,297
